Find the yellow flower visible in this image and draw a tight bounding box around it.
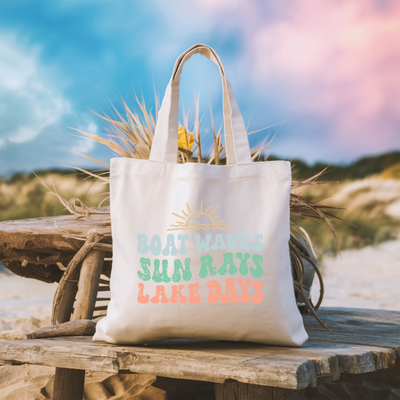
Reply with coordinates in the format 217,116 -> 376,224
178,125 -> 194,150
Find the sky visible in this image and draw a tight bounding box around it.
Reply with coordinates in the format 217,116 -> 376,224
0,0 -> 399,176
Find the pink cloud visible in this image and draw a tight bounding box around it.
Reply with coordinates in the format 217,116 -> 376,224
197,0 -> 400,153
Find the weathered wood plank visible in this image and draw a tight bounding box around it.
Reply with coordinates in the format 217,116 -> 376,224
0,338 -> 118,373
0,336 -> 316,389
128,340 -> 395,386
0,212 -> 111,244
304,308 -> 400,355
300,341 -> 396,384
0,334 -> 396,390
127,347 -> 317,389
0,212 -> 111,282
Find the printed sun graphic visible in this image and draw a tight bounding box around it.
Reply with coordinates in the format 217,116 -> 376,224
167,201 -> 233,231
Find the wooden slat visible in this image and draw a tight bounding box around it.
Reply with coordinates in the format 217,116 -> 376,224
0,308 -> 398,391
304,308 -> 400,356
0,337 -> 119,373
0,212 -> 111,283
127,340 -> 395,388
126,344 -> 317,389
0,335 -> 396,390
93,305 -> 108,311
0,212 -> 111,242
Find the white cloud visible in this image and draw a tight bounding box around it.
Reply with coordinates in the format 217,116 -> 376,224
0,35 -> 71,147
72,121 -> 97,154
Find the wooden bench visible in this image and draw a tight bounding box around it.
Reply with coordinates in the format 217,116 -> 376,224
1,215 -> 399,399
1,308 -> 399,399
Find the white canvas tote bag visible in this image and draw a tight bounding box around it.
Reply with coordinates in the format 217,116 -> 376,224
94,44 -> 308,347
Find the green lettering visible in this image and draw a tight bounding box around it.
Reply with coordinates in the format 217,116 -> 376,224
172,258 -> 192,282
199,255 -> 216,278
218,252 -> 237,275
138,257 -> 151,281
152,259 -> 171,283
236,252 -> 251,275
250,254 -> 263,277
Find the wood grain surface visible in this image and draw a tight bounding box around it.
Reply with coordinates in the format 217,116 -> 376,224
0,308 -> 398,390
0,212 -> 111,283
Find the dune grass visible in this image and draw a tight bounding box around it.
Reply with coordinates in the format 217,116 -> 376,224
0,171 -> 108,222
293,178 -> 400,255
2,171 -> 398,256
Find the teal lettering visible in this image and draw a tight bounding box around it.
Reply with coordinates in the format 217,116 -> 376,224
226,234 -> 239,250
250,254 -> 264,277
172,258 -> 192,282
240,234 -> 251,250
252,234 -> 263,251
195,234 -> 212,253
137,234 -> 149,254
137,257 -> 151,281
178,234 -> 189,255
218,252 -> 237,275
199,255 -> 216,278
236,252 -> 251,275
152,259 -> 171,283
211,234 -> 228,251
162,234 -> 179,256
150,234 -> 161,256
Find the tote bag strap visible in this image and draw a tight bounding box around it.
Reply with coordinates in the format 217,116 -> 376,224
149,44 -> 252,165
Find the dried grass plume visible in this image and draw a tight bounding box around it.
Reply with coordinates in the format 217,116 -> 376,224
58,96 -> 342,331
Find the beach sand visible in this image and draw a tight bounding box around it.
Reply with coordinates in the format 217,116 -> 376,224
312,236 -> 400,311
1,238 -> 399,399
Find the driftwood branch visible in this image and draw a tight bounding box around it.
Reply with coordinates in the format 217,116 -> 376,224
52,232 -> 103,325
0,320 -> 96,340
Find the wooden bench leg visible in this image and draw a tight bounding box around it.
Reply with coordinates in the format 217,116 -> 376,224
215,382 -> 305,400
53,368 -> 85,400
53,248 -> 105,399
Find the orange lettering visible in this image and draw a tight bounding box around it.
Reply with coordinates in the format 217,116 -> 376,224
188,282 -> 201,303
251,280 -> 263,304
137,283 -> 149,303
170,284 -> 187,304
151,285 -> 169,304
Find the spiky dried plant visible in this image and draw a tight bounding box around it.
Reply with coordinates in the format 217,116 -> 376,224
59,96 -> 342,331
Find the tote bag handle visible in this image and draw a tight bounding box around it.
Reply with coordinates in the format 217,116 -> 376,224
149,44 -> 252,165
